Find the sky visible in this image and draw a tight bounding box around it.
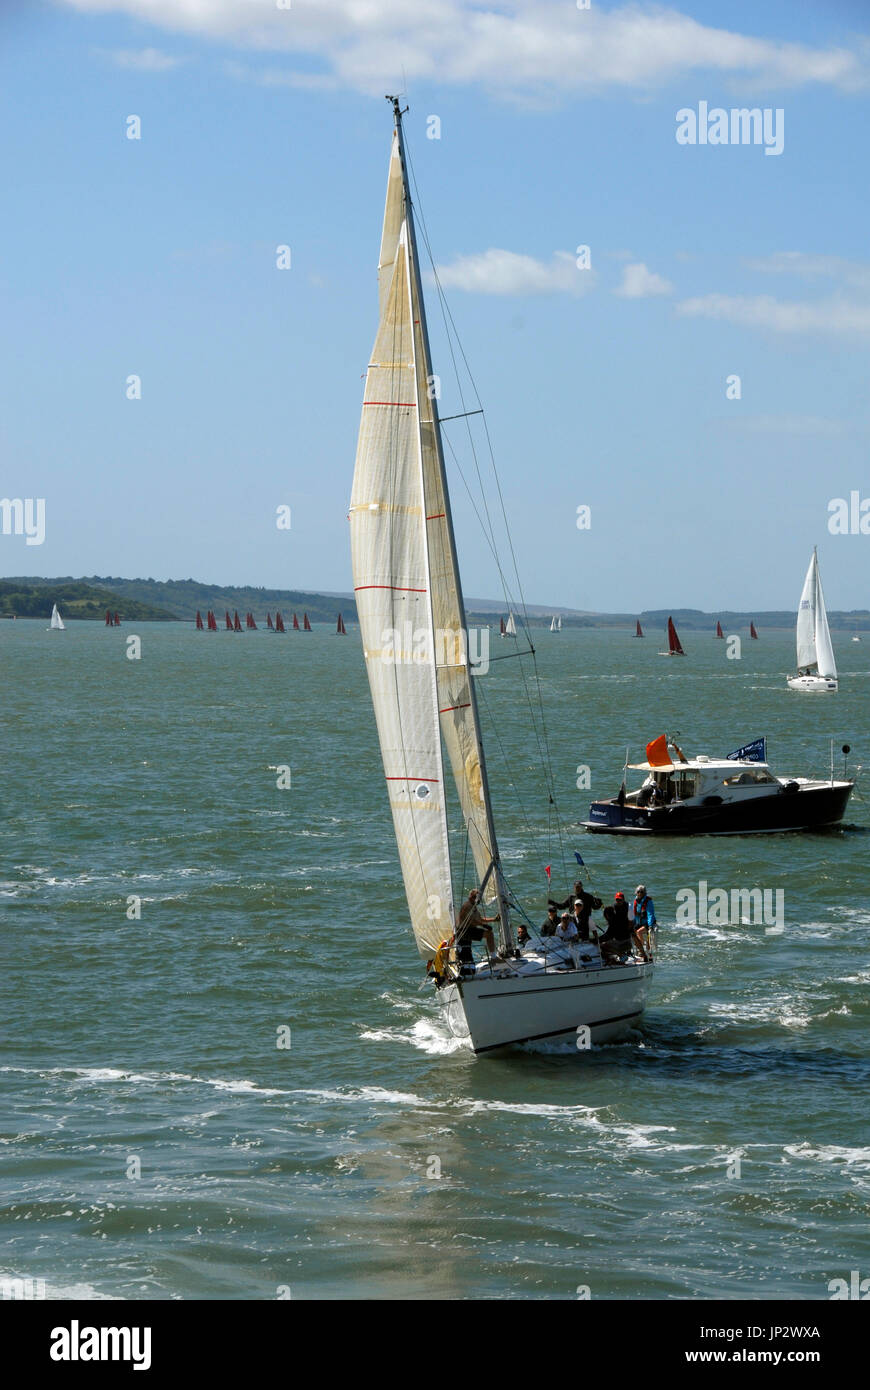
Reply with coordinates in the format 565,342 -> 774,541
1,0 -> 869,612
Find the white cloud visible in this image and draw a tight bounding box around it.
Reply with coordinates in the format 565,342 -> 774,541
100,46 -> 183,71
65,2 -> 870,98
676,292 -> 870,337
615,261 -> 673,298
434,248 -> 592,295
744,251 -> 870,290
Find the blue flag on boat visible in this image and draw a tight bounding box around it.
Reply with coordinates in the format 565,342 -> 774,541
574,851 -> 585,866
726,737 -> 766,763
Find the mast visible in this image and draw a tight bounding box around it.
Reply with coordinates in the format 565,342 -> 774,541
389,97 -> 513,951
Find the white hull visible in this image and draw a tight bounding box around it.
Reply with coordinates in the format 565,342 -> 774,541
440,957 -> 654,1053
787,675 -> 837,692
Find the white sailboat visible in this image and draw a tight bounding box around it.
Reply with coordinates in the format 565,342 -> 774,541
49,603 -> 65,631
787,548 -> 838,692
349,99 -> 653,1053
549,615 -> 561,632
503,611 -> 517,637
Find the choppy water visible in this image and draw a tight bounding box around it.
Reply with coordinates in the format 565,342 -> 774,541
2,619 -> 869,1299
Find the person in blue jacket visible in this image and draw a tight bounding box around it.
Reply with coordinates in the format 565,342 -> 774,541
632,884 -> 656,960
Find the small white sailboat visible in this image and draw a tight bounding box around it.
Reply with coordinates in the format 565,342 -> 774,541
549,615 -> 561,632
49,603 -> 65,631
349,99 -> 653,1053
788,548 -> 838,692
503,611 -> 517,638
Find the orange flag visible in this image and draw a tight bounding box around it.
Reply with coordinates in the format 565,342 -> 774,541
646,734 -> 671,767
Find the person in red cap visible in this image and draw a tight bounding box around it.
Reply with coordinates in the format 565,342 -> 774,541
601,891 -> 633,964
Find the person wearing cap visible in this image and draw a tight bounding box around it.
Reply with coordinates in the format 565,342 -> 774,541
548,878 -> 602,931
540,904 -> 559,937
601,891 -> 632,963
631,884 -> 656,961
454,888 -> 498,964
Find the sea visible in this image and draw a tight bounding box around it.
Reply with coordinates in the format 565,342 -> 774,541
2,618 -> 869,1300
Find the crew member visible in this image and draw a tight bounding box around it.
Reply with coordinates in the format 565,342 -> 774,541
455,889 -> 498,964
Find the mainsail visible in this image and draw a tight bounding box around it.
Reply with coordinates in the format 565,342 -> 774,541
667,616 -> 684,655
505,612 -> 517,636
50,603 -> 65,630
796,548 -> 836,679
349,103 -> 509,958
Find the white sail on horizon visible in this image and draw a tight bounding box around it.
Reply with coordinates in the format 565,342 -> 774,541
796,548 -> 836,679
50,603 -> 65,630
505,612 -> 517,636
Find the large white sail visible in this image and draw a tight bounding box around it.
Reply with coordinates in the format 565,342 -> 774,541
50,603 -> 65,630
795,553 -> 817,672
505,612 -> 517,636
813,554 -> 837,679
349,107 -> 507,956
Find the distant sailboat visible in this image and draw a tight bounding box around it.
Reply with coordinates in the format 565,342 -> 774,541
275,611 -> 286,633
750,621 -> 759,640
207,611 -> 217,631
49,603 -> 65,631
715,621 -> 724,638
549,615 -> 561,632
105,610 -> 112,626
635,620 -> 644,638
303,613 -> 312,631
292,613 -> 300,631
225,611 -> 233,630
788,548 -> 838,692
266,613 -> 274,630
660,616 -> 685,656
336,612 -> 347,635
233,611 -> 243,633
195,611 -> 204,631
113,612 -> 120,626
501,612 -> 517,638
246,612 -> 257,630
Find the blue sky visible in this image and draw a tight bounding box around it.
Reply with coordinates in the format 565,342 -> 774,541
2,0 -> 869,611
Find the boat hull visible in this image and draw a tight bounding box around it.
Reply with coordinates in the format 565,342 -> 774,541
787,675 -> 838,692
440,961 -> 653,1053
585,781 -> 853,835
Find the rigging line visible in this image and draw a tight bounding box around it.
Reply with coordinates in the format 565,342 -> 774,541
405,133 -> 564,865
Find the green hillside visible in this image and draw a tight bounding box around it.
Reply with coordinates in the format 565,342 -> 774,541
0,580 -> 173,622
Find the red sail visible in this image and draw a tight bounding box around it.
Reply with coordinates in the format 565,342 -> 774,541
667,616 -> 685,655
500,617 -> 506,635
336,613 -> 347,635
715,621 -> 724,638
267,613 -> 274,630
113,612 -> 121,626
196,611 -> 204,630
303,613 -> 312,631
635,620 -> 643,637
275,611 -> 285,633
246,612 -> 257,630
225,611 -> 233,629
750,621 -> 759,639
233,611 -> 242,632
105,610 -> 112,625
207,611 -> 217,631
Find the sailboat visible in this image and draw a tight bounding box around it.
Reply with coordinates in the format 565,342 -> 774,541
303,613 -> 312,631
788,547 -> 838,692
105,610 -> 112,626
266,613 -> 274,630
246,612 -> 257,630
660,616 -> 685,656
233,611 -> 243,633
348,98 -> 653,1053
49,603 -> 65,631
195,610 -> 204,631
207,611 -> 217,631
336,613 -> 347,635
502,612 -> 517,638
225,611 -> 233,630
635,620 -> 644,638
292,613 -> 299,631
549,615 -> 561,632
275,611 -> 286,633
750,621 -> 759,640
715,621 -> 724,638
113,612 -> 121,626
